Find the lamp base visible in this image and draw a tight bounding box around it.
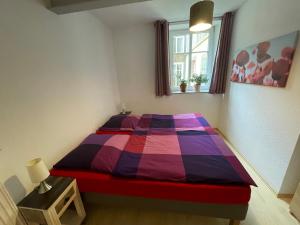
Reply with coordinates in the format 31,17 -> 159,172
38,180 -> 52,194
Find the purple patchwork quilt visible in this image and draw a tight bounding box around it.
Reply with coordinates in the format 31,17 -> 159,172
54,131 -> 256,186
136,113 -> 214,132
98,114 -> 140,132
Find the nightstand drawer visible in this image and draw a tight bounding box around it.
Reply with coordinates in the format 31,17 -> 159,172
20,208 -> 47,224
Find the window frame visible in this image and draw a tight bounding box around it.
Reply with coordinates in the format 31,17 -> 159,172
169,26 -> 216,93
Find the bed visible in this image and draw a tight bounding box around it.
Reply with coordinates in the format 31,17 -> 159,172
96,114 -> 140,134
51,113 -> 256,225
136,113 -> 213,131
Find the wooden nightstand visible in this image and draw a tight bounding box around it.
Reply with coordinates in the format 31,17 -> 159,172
18,176 -> 86,225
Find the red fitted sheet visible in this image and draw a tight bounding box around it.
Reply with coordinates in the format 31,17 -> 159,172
50,169 -> 251,204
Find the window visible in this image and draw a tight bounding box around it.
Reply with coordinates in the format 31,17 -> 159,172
169,22 -> 221,93
174,36 -> 184,53
173,62 -> 184,86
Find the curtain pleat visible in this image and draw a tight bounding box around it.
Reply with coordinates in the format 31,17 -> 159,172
155,20 -> 171,96
209,12 -> 234,94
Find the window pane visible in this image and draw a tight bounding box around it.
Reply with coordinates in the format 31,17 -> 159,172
171,53 -> 190,87
192,32 -> 209,52
173,34 -> 190,54
176,36 -> 184,53
191,53 -> 208,76
185,34 -> 190,53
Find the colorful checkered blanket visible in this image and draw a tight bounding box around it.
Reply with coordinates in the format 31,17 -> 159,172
98,114 -> 140,132
54,131 -> 256,186
136,113 -> 213,132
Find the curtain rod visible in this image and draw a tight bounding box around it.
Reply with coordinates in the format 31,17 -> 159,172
168,16 -> 222,25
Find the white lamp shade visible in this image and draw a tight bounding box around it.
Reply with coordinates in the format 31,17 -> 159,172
26,158 -> 50,183
190,23 -> 212,32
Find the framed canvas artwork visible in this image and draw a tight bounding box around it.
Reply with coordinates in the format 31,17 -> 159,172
231,31 -> 298,87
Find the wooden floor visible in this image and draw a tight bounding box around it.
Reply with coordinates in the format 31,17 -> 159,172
83,139 -> 300,225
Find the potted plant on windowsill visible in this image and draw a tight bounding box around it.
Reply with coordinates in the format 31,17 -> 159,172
179,79 -> 187,93
190,74 -> 209,92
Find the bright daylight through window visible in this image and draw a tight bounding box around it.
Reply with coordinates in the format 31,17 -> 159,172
169,21 -> 221,93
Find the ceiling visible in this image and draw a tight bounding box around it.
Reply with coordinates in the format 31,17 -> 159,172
91,0 -> 247,29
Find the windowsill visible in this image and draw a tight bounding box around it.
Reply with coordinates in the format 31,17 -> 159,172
172,90 -> 209,94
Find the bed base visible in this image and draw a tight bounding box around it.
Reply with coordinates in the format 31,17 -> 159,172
84,193 -> 246,225
229,220 -> 241,225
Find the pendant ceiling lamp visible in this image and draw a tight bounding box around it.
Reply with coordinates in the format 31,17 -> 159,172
190,0 -> 214,32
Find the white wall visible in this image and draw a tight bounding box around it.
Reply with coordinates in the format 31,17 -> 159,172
0,0 -> 120,198
113,25 -> 222,127
2,0 -> 299,200
280,134 -> 300,194
220,0 -> 300,194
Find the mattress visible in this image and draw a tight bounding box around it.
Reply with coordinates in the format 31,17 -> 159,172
50,169 -> 251,204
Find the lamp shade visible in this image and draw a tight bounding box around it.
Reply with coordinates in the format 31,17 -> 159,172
26,158 -> 50,183
190,0 -> 214,32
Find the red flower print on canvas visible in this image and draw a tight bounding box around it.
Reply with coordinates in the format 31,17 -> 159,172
230,31 -> 298,88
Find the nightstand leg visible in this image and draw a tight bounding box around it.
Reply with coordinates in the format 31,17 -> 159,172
43,208 -> 61,225
74,184 -> 86,219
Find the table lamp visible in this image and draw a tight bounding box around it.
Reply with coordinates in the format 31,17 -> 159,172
121,103 -> 126,114
26,158 -> 52,194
